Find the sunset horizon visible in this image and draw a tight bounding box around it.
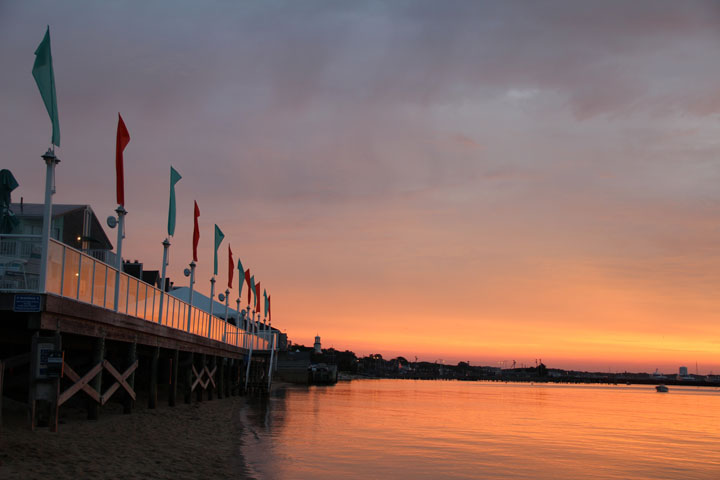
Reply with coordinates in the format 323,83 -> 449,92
3,1 -> 720,375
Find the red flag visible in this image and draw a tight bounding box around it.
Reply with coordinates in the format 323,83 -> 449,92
268,295 -> 271,324
115,113 -> 130,206
192,201 -> 200,262
228,244 -> 234,289
244,269 -> 251,305
255,282 -> 261,313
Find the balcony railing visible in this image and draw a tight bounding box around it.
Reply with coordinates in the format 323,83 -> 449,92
0,235 -> 271,350
0,234 -> 42,291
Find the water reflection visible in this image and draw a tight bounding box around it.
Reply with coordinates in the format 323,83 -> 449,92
240,381 -> 720,480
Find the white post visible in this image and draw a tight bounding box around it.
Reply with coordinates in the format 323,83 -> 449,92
113,205 -> 126,312
235,298 -> 241,347
158,238 -> 170,325
244,308 -> 254,392
267,332 -> 276,392
223,289 -> 230,343
208,277 -> 216,338
39,149 -> 59,293
187,261 -> 196,332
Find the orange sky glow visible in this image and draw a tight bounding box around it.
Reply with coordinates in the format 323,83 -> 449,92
3,1 -> 720,374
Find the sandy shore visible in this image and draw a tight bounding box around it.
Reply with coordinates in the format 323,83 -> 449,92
0,395 -> 253,480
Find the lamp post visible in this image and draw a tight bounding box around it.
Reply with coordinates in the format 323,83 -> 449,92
39,149 -> 59,293
223,289 -> 230,343
208,277 -> 216,338
235,298 -> 241,347
186,261 -> 196,332
158,238 -> 170,325
112,205 -> 126,312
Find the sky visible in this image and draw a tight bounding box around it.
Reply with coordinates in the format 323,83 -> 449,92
2,1 -> 720,373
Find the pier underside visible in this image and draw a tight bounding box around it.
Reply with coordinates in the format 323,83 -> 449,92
0,293 -> 272,432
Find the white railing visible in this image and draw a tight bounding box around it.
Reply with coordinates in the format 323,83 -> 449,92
35,237 -> 269,350
0,234 -> 42,291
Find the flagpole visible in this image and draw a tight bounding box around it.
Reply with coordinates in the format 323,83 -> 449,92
244,307 -> 254,392
38,149 -> 59,293
208,277 -> 216,338
187,260 -> 195,332
235,298 -> 241,347
158,238 -> 170,325
113,205 -> 126,312
221,289 -> 229,343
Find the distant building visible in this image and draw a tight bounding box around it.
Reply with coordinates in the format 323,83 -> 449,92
9,202 -> 113,259
314,335 -> 322,353
679,366 -> 688,376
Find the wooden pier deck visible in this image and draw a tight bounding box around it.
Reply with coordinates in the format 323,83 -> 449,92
0,291 -> 274,432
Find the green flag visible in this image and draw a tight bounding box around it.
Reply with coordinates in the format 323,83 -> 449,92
263,289 -> 268,318
237,258 -> 245,298
32,26 -> 60,147
250,275 -> 256,307
213,224 -> 224,275
167,166 -> 182,236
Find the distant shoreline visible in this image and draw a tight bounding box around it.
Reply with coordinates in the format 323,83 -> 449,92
338,372 -> 720,388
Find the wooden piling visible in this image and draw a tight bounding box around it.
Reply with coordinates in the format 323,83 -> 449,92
0,359 -> 4,432
148,346 -> 159,409
169,349 -> 179,407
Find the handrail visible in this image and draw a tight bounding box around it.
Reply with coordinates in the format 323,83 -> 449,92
39,238 -> 270,350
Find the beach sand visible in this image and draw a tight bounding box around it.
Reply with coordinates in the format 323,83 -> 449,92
0,394 -> 253,480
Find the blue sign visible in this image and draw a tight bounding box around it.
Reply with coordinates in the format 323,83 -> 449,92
13,294 -> 42,312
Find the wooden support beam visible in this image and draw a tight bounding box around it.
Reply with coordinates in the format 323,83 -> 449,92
59,363 -> 102,406
169,349 -> 179,407
87,336 -> 104,420
196,354 -> 205,402
101,359 -> 137,405
208,356 -> 216,400
123,342 -> 137,414
149,346 -> 159,409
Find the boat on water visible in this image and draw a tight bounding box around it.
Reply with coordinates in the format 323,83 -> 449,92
309,363 -> 338,385
656,385 -> 669,392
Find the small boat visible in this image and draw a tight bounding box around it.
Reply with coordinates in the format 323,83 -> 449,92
656,385 -> 669,392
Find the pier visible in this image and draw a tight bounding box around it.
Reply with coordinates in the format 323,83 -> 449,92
0,233 -> 277,432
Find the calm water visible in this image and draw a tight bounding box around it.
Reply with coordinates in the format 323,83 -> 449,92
240,380 -> 720,479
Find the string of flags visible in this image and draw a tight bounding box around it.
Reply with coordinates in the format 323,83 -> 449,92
32,26 -> 273,323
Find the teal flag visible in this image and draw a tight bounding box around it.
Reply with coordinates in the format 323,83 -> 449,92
263,289 -> 268,317
167,166 -> 182,236
32,26 -> 60,147
213,224 -> 224,275
250,275 -> 256,307
237,258 -> 244,298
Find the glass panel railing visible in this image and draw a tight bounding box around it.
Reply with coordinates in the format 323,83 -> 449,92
136,283 -> 147,320
42,239 -> 274,351
62,249 -> 80,298
149,288 -> 158,323
168,297 -> 176,328
105,267 -> 116,310
92,263 -> 106,308
78,255 -> 93,304
118,274 -> 128,314
127,278 -> 138,317
46,239 -> 63,294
